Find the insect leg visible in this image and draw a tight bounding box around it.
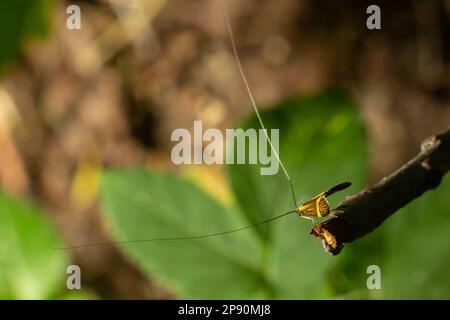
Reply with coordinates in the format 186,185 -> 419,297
299,215 -> 315,223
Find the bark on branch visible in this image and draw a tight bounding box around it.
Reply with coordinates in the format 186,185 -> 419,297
310,126 -> 450,255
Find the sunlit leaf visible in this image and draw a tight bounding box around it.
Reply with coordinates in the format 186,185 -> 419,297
227,89 -> 368,298
0,193 -> 68,299
101,169 -> 267,299
100,90 -> 369,299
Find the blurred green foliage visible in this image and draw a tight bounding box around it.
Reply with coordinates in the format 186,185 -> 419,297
0,0 -> 93,299
334,176 -> 450,299
226,90 -> 368,298
0,192 -> 68,299
101,90 -> 372,299
0,0 -> 54,73
102,169 -> 266,298
372,176 -> 450,299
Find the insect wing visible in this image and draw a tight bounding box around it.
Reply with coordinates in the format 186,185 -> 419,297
323,182 -> 351,197
297,198 -> 317,216
317,196 -> 330,217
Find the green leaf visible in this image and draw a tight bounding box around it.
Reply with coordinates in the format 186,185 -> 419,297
0,0 -> 54,73
101,169 -> 268,299
329,154 -> 450,298
100,89 -> 369,299
227,89 -> 368,298
0,192 -> 68,299
379,175 -> 450,299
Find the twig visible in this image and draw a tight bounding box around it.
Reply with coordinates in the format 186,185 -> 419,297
310,126 -> 450,255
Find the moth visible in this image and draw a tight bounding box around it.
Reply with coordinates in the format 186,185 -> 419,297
60,8 -> 352,250
296,182 -> 351,220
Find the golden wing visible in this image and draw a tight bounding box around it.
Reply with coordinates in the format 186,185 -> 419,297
296,197 -> 317,216
296,195 -> 331,217
316,196 -> 330,217
296,182 -> 350,218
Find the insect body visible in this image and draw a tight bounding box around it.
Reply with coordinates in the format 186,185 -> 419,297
296,182 -> 351,219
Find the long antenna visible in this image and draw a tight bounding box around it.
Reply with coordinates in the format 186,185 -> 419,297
56,210 -> 296,249
56,9 -> 300,251
224,9 -> 298,207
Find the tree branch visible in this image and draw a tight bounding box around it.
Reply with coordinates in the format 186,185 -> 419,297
310,126 -> 450,255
